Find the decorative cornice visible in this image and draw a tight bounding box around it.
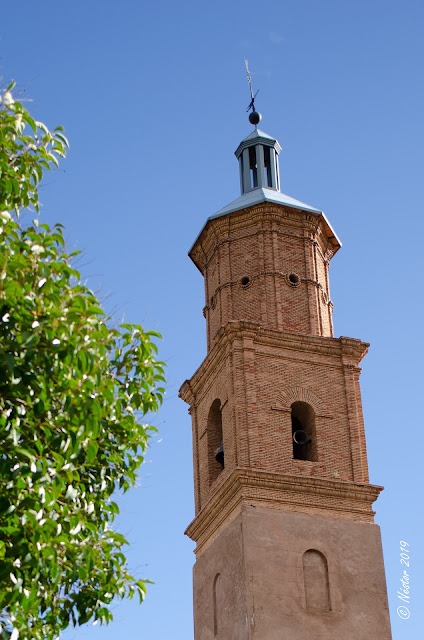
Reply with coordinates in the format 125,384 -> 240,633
185,467 -> 383,555
179,322 -> 369,407
339,336 -> 369,361
179,379 -> 194,406
189,204 -> 339,274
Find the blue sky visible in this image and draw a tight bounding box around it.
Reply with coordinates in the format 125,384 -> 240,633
1,1 -> 423,638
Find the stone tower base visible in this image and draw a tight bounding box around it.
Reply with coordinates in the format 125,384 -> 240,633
193,504 -> 392,640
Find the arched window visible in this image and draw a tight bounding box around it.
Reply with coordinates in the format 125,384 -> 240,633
213,573 -> 221,636
291,401 -> 317,461
303,550 -> 331,611
207,399 -> 224,486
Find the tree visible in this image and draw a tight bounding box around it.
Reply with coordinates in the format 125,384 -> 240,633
0,83 -> 165,640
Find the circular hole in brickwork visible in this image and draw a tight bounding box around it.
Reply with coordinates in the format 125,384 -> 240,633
288,273 -> 300,286
241,276 -> 250,287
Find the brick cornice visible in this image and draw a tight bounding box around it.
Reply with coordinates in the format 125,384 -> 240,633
190,203 -> 339,274
179,322 -> 369,406
185,467 -> 383,555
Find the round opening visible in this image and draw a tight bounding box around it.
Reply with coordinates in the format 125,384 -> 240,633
241,276 -> 250,287
288,273 -> 300,285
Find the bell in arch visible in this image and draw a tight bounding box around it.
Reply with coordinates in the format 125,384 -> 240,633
293,429 -> 310,445
215,441 -> 224,469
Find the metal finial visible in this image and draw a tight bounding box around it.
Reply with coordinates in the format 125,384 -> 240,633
244,59 -> 262,126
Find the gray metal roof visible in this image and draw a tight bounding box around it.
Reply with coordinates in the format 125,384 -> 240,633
234,129 -> 281,158
189,187 -> 341,256
211,187 -> 323,218
242,129 -> 277,142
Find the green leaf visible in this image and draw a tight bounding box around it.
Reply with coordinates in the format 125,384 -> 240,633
4,353 -> 15,373
86,442 -> 99,464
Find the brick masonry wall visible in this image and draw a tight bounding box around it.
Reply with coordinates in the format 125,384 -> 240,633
180,323 -> 370,514
180,199 -> 392,639
190,203 -> 338,351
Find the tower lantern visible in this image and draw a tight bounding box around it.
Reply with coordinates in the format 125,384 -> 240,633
235,129 -> 281,193
180,111 -> 392,639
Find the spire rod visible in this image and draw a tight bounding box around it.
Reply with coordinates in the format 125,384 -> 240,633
244,59 -> 262,127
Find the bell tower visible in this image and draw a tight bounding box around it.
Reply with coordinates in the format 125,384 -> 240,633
180,110 -> 392,639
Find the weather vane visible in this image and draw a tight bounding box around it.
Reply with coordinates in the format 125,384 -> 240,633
244,59 -> 262,126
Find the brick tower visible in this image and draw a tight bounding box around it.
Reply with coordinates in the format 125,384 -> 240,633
179,115 -> 392,639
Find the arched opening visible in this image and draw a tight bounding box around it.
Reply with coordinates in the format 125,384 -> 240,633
263,145 -> 276,188
291,401 -> 317,461
303,550 -> 331,611
213,573 -> 221,636
207,399 -> 224,486
248,145 -> 258,189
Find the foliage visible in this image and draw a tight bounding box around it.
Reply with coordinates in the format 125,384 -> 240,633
0,83 -> 68,215
0,84 -> 165,639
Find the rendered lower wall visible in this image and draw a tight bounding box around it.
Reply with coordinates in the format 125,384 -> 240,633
192,505 -> 392,640
192,514 -> 248,640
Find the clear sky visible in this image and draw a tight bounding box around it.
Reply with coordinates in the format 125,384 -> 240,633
1,1 -> 423,638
